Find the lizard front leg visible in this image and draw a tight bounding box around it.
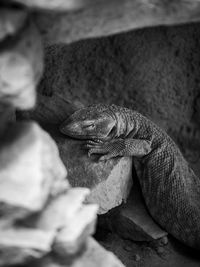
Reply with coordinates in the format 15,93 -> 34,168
84,138 -> 152,161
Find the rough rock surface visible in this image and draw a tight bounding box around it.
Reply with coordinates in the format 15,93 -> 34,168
23,22 -> 200,175
0,18 -> 43,109
34,0 -> 200,45
0,122 -> 68,221
46,127 -> 132,214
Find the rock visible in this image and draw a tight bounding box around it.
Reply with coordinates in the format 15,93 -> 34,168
54,204 -> 98,256
0,103 -> 15,137
40,237 -> 125,267
85,156 -> 132,214
103,178 -> 167,242
36,188 -> 90,231
0,227 -> 54,251
0,246 -> 41,267
0,7 -> 28,41
0,18 -> 43,109
35,0 -> 200,45
48,128 -> 132,214
11,0 -> 90,11
0,227 -> 54,267
0,122 -> 68,221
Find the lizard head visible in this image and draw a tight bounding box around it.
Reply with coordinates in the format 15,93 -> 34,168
59,104 -> 117,140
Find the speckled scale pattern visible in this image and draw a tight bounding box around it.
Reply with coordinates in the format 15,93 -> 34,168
110,105 -> 200,249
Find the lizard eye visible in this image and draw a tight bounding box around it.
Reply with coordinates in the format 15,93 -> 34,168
87,124 -> 95,129
84,123 -> 95,130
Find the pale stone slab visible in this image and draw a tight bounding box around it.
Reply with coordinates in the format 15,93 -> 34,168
51,131 -> 132,214
86,156 -> 133,214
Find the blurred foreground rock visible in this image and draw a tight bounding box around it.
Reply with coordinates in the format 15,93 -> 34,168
0,3 -> 132,267
36,188 -> 90,230
54,204 -> 98,256
0,121 -> 120,267
39,237 -> 124,267
0,122 -> 68,221
0,104 -> 15,136
0,18 -> 43,109
0,227 -> 54,266
50,128 -> 133,214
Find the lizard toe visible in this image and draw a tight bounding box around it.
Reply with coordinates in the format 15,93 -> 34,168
99,155 -> 107,161
93,138 -> 103,143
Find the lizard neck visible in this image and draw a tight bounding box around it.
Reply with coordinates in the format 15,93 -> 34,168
109,105 -> 137,138
109,104 -> 157,142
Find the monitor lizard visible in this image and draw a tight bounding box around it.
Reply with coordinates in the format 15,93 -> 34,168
60,103 -> 200,250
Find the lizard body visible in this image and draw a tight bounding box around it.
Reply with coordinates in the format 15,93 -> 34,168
60,104 -> 200,249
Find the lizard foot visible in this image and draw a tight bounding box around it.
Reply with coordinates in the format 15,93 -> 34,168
84,139 -> 125,159
84,139 -> 103,148
83,139 -> 108,157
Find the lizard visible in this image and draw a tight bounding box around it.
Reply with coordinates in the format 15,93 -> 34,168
59,103 -> 200,250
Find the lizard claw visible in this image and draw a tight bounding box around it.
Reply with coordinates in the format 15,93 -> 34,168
99,155 -> 110,161
84,140 -> 104,149
88,150 -> 92,157
93,138 -> 103,143
88,149 -> 96,157
99,155 -> 106,161
87,139 -> 103,145
82,143 -> 90,150
87,140 -> 96,145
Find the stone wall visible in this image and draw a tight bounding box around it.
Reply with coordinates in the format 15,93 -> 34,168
28,22 -> 200,174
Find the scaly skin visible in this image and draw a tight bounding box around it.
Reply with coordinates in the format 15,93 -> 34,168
60,104 -> 200,249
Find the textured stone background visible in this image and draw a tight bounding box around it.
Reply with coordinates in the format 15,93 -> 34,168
25,22 -> 200,173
